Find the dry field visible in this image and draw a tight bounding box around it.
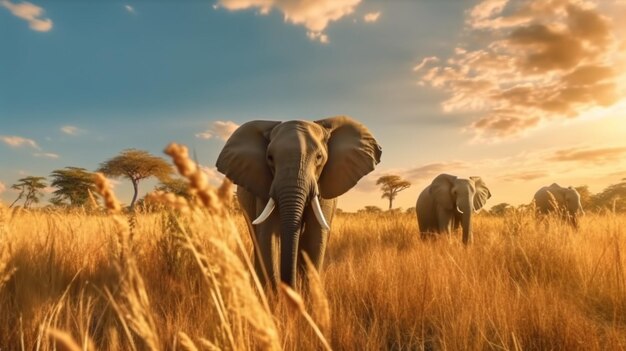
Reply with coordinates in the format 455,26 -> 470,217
1,193 -> 626,350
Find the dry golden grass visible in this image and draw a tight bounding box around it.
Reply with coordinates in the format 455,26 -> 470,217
2,163 -> 626,350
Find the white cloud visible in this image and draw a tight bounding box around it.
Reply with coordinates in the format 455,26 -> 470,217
363,11 -> 380,23
124,4 -> 135,13
33,152 -> 59,159
200,165 -> 225,187
195,120 -> 240,141
0,181 -> 5,194
60,125 -> 84,136
0,135 -> 40,149
217,0 -> 362,42
0,0 -> 53,32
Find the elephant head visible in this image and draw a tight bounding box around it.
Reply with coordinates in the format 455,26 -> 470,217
216,116 -> 381,286
429,174 -> 491,244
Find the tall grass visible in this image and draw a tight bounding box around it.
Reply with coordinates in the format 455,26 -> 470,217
1,176 -> 626,349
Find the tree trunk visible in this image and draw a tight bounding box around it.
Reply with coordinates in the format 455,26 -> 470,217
388,196 -> 393,210
130,179 -> 139,210
9,194 -> 22,208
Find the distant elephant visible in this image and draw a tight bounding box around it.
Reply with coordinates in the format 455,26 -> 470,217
416,174 -> 491,244
216,116 -> 381,288
533,183 -> 584,228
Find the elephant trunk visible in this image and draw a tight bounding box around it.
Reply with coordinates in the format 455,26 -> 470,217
277,184 -> 308,287
458,199 -> 473,245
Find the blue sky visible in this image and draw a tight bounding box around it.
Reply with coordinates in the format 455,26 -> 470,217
1,0 -> 625,211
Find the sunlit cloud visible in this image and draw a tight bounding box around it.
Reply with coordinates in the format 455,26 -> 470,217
124,4 -> 135,13
417,0 -> 626,140
363,11 -> 380,23
0,0 -> 53,32
547,145 -> 626,164
33,152 -> 59,159
60,125 -> 85,136
195,120 -> 240,141
0,135 -> 40,149
217,0 -> 362,43
0,181 -> 5,194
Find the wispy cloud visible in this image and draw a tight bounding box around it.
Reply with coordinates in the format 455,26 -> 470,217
416,0 -> 626,140
0,0 -> 53,32
33,152 -> 59,159
0,181 -> 5,194
60,125 -> 84,136
217,0 -> 362,43
402,161 -> 469,182
0,135 -> 40,149
363,11 -> 380,23
355,161 -> 469,192
547,146 -> 626,164
500,170 -> 549,182
195,120 -> 240,141
124,4 -> 135,13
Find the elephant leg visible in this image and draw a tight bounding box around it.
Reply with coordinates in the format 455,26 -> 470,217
436,206 -> 452,235
298,198 -> 336,281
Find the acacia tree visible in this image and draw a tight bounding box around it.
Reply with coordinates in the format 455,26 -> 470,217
98,149 -> 172,209
376,175 -> 411,210
10,176 -> 47,209
593,178 -> 626,213
155,177 -> 190,199
50,167 -> 96,207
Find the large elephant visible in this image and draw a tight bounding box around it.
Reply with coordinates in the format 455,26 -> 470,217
216,116 -> 381,288
415,174 -> 491,244
533,183 -> 584,227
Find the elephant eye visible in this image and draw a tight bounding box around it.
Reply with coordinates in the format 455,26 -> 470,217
316,153 -> 323,164
267,154 -> 274,163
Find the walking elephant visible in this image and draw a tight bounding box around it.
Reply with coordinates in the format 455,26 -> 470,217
533,183 -> 584,228
216,116 -> 382,288
416,174 -> 491,244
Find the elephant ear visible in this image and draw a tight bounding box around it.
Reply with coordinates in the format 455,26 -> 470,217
429,174 -> 457,210
315,116 -> 382,199
215,120 -> 281,200
470,176 -> 491,211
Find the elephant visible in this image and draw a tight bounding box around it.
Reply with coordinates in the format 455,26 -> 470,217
533,183 -> 584,228
216,116 -> 381,288
415,174 -> 491,244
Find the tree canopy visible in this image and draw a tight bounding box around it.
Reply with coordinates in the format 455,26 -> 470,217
376,175 -> 411,210
49,167 -> 96,207
10,176 -> 47,209
98,149 -> 173,209
155,177 -> 191,199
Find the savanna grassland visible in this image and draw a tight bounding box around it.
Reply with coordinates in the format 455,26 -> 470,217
2,184 -> 626,350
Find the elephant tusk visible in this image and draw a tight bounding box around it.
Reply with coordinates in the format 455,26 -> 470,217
252,198 -> 275,225
312,195 -> 331,231
456,206 -> 464,214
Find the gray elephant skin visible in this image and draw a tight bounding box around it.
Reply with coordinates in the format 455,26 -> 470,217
216,116 -> 381,288
533,183 -> 584,227
416,174 -> 491,244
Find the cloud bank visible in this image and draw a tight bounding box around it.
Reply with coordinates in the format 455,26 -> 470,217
0,0 -> 53,32
416,0 -> 625,140
217,0 -> 362,42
